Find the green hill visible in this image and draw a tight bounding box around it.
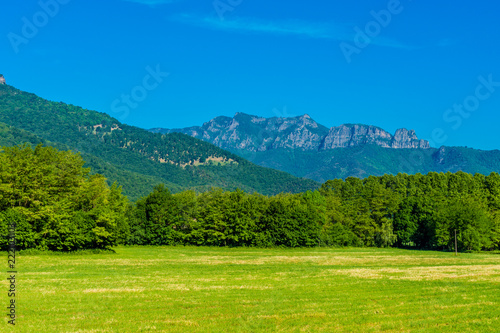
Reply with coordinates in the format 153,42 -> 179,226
236,145 -> 500,183
0,85 -> 319,200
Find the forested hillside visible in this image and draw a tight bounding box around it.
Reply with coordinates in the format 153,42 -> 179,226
0,85 -> 319,200
239,145 -> 500,182
0,121 -> 166,200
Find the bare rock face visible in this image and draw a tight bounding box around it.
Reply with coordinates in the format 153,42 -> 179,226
392,129 -> 430,149
151,113 -> 430,152
320,124 -> 393,149
262,114 -> 327,151
0,75 -> 5,85
435,146 -> 447,164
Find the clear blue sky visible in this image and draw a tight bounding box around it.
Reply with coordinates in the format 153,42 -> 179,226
2,0 -> 500,150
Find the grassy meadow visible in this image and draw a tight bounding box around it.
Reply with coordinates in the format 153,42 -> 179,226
3,246 -> 500,332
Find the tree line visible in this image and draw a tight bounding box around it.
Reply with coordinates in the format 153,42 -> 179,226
1,145 -> 499,251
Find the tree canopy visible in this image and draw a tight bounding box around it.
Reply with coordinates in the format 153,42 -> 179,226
0,144 -> 128,250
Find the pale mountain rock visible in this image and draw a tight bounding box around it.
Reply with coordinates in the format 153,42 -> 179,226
151,113 -> 430,152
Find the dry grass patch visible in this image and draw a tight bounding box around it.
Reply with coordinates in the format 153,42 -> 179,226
325,264 -> 500,282
82,288 -> 145,293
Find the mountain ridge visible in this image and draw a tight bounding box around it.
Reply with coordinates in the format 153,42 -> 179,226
150,113 -> 500,182
151,112 -> 430,152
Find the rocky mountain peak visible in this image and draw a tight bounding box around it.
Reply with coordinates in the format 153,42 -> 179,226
392,128 -> 429,149
152,113 -> 430,152
0,75 -> 5,85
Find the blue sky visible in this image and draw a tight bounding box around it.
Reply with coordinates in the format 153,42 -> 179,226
2,0 -> 500,150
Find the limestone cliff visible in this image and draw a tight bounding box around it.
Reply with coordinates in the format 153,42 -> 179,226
151,113 -> 430,152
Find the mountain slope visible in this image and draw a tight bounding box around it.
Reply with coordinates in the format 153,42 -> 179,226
0,121 -> 169,199
152,113 -> 500,182
0,85 -> 319,199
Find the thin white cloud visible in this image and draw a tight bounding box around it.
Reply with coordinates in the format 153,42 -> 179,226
173,13 -> 345,40
171,13 -> 415,50
122,0 -> 179,6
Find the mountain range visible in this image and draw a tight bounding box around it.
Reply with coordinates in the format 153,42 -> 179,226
151,113 -> 500,182
152,112 -> 430,151
2,82 -> 499,197
0,84 -> 319,200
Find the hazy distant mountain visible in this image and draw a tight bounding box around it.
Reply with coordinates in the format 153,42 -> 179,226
0,85 -> 319,200
151,113 -> 500,182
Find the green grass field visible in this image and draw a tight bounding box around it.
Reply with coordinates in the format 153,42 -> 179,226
3,247 -> 500,332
